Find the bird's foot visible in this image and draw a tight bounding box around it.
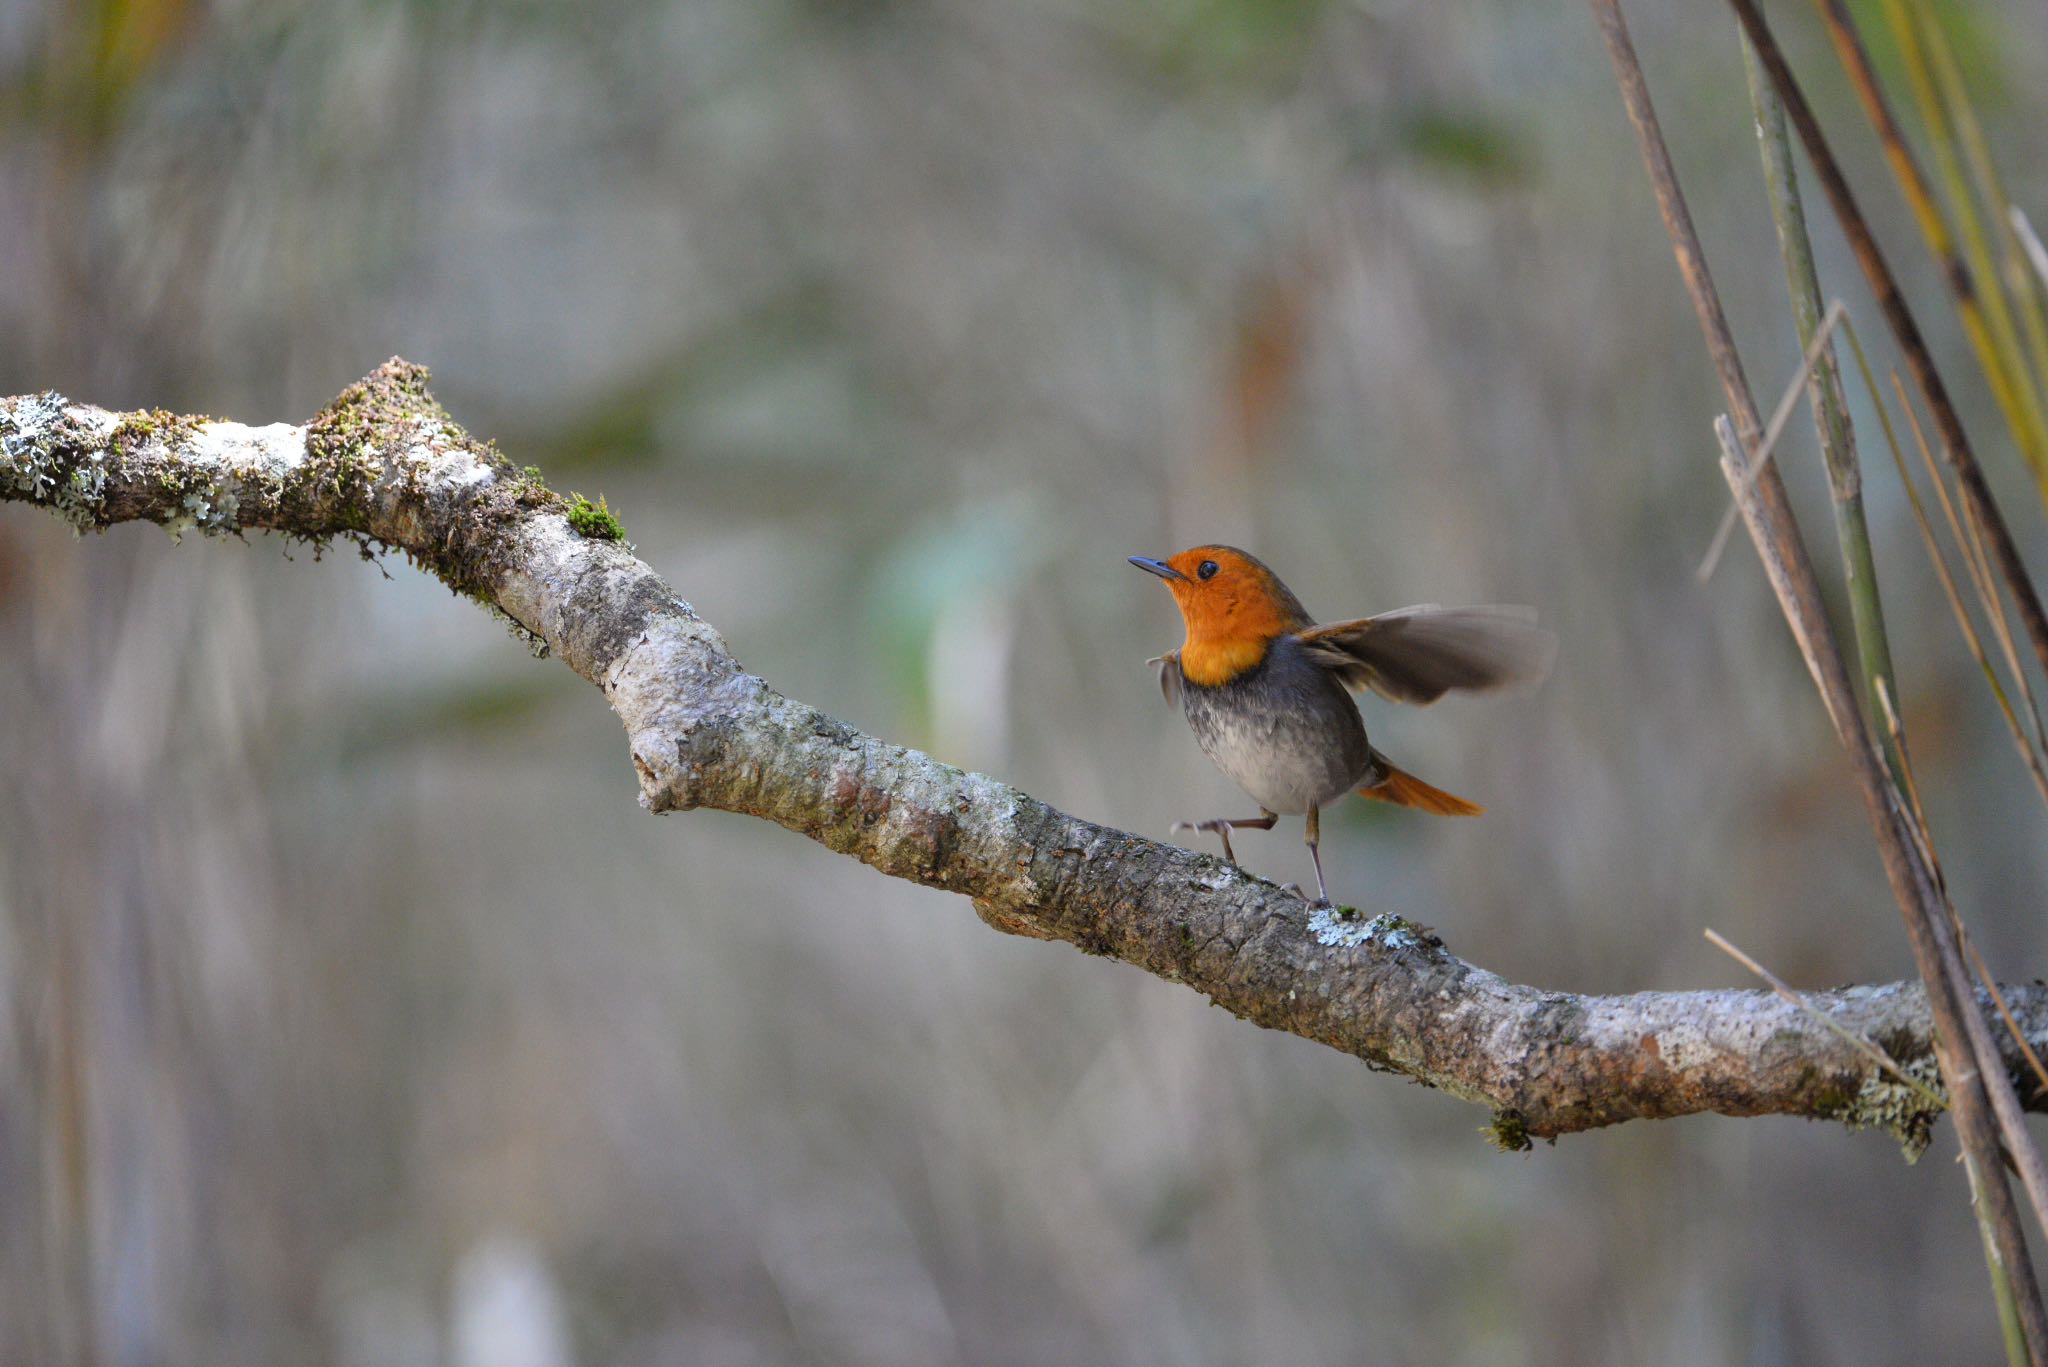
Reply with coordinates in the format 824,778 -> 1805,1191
1172,818 -> 1241,864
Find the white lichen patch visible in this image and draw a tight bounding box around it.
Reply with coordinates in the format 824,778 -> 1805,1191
1,392 -> 108,530
1311,906 -> 1419,950
189,421 -> 307,480
170,422 -> 303,539
1,392 -> 68,459
443,458 -> 499,488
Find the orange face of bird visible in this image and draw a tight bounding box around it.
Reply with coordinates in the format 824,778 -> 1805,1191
1129,545 -> 1312,685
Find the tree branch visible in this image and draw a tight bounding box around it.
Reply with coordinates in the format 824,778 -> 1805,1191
6,359 -> 2046,1148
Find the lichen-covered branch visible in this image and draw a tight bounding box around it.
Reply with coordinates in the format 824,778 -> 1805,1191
6,360 -> 2045,1148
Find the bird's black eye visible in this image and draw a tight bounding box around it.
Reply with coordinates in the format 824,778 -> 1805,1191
1197,560 -> 1219,580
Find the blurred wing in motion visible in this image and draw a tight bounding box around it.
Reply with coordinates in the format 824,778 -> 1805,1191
1148,651 -> 1184,709
1297,606 -> 1555,705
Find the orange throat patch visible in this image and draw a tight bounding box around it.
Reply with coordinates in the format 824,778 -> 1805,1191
1178,634 -> 1272,687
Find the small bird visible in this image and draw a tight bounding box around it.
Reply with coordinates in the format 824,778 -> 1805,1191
1130,545 -> 1552,906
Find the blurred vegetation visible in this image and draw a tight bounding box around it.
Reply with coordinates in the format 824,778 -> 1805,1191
6,0 -> 2048,1363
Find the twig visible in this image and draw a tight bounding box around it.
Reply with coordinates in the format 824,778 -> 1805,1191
16,366 -> 2048,1145
1599,0 -> 2048,1351
1872,676 -> 2048,1103
1730,0 -> 2048,691
1875,674 -> 2037,1367
1915,6 -> 2048,417
2016,209 -> 2048,298
1714,410 -> 2048,1358
1962,929 -> 2048,1106
1872,0 -> 2048,479
1741,35 -> 1900,768
1959,484 -> 2048,766
1893,372 -> 2048,795
1696,299 -> 1848,584
1705,927 -> 1942,1107
1837,315 -> 2048,805
1871,681 -> 1938,882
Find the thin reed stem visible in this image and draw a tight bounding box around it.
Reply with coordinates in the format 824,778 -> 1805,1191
1914,6 -> 2048,413
1874,0 -> 2048,478
1740,34 -> 1899,774
1602,1 -> 2048,1354
1730,0 -> 2048,691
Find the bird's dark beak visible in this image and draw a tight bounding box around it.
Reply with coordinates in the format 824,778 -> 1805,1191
1128,555 -> 1188,583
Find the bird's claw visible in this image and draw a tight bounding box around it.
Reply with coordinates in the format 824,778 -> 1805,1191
1173,817 -> 1240,865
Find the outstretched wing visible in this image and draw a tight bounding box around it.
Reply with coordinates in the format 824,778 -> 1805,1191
1296,605 -> 1554,705
1147,651 -> 1184,709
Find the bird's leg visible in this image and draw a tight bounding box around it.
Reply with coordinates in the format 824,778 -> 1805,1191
1303,805 -> 1332,907
1171,810 -> 1278,865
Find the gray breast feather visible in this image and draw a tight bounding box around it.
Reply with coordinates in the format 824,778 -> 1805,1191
1168,638 -> 1375,814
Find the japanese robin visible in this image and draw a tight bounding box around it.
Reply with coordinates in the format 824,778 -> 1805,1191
1130,545 -> 1552,906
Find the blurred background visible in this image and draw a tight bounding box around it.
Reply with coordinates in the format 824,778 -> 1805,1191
5,0 -> 2048,1362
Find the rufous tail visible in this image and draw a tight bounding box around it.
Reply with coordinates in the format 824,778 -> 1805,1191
1358,763 -> 1484,817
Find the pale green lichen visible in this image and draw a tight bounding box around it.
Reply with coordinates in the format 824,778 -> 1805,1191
486,605 -> 550,659
1310,906 -> 1434,951
1834,1056 -> 1946,1162
162,472 -> 244,542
